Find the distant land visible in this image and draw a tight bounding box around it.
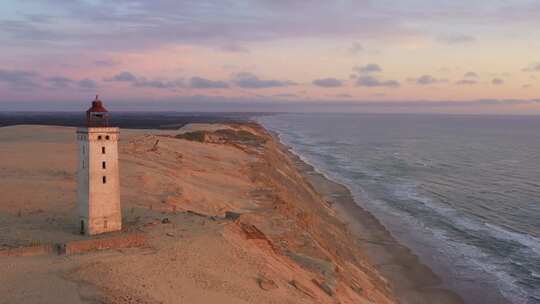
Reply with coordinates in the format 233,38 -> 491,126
0,112 -> 271,129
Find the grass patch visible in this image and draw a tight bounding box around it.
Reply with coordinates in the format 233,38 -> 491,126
175,129 -> 267,147
175,131 -> 206,142
214,129 -> 266,146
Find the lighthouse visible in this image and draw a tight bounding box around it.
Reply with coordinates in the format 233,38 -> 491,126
76,96 -> 121,235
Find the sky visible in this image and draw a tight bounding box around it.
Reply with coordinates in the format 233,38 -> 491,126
1,0 -> 540,113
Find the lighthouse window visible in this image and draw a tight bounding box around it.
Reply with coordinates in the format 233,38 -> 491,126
106,135 -> 110,140
102,147 -> 106,154
102,176 -> 107,184
98,135 -> 102,140
102,161 -> 106,169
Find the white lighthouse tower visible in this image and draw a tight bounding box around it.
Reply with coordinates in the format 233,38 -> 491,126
76,96 -> 121,235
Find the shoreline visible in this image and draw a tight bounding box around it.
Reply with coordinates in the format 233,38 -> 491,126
268,129 -> 466,304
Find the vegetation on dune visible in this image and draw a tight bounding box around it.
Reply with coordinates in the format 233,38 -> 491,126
175,129 -> 267,147
175,130 -> 207,142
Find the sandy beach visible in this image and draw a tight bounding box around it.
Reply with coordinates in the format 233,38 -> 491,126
0,122 -> 463,303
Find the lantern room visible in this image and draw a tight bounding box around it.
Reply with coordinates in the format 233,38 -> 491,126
86,95 -> 110,127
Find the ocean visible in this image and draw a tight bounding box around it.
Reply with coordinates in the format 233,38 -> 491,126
258,113 -> 540,304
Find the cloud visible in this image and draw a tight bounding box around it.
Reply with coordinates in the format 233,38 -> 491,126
218,44 -> 249,53
47,76 -> 104,91
522,84 -> 532,89
106,71 -> 233,90
273,93 -> 297,98
133,78 -> 183,89
0,1 -> 413,53
437,34 -> 476,45
0,19 -> 68,46
46,76 -> 73,88
354,64 -> 382,74
348,42 -> 364,55
78,78 -> 97,89
408,75 -> 448,85
232,72 -> 296,89
222,64 -> 239,70
455,79 -> 478,85
492,78 -> 504,85
105,71 -> 138,82
0,69 -> 39,89
105,71 -> 184,89
21,13 -> 54,24
312,78 -> 343,88
3,1 -> 540,109
336,93 -> 353,98
94,59 -> 118,67
2,1 -> 539,58
523,63 -> 540,72
190,77 -> 229,89
0,70 -> 100,91
356,76 -> 399,88
464,72 -> 479,78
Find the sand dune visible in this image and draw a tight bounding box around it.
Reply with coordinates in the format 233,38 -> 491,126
0,123 -> 395,303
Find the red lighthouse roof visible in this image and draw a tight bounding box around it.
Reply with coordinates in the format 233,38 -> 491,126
85,95 -> 110,127
86,95 -> 108,113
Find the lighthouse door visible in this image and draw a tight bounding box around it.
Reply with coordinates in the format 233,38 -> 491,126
80,220 -> 85,235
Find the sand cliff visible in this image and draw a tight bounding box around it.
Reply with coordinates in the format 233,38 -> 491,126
0,123 -> 395,304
